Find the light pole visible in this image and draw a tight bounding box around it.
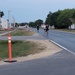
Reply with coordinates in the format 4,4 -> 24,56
12,15 -> 15,29
0,11 -> 2,30
8,10 -> 11,31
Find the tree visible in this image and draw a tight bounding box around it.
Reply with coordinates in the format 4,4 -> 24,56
35,19 -> 43,26
50,10 -> 61,27
57,17 -> 72,28
57,9 -> 73,28
0,11 -> 4,17
29,22 -> 35,27
45,11 -> 52,26
15,23 -> 19,27
45,9 -> 75,29
71,9 -> 75,24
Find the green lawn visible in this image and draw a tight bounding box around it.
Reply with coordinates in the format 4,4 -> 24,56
0,40 -> 44,60
0,29 -> 44,60
10,29 -> 35,36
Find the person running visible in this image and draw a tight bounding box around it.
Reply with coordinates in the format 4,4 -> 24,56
36,25 -> 39,32
45,25 -> 49,35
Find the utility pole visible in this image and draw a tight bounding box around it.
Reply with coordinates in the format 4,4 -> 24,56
12,15 -> 15,29
8,10 -> 11,30
8,10 -> 10,30
0,11 -> 2,30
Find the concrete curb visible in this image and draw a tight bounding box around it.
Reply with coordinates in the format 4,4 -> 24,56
49,40 -> 75,55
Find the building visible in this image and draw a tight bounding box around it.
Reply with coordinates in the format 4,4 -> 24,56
41,24 -> 46,29
69,24 -> 75,29
0,18 -> 12,30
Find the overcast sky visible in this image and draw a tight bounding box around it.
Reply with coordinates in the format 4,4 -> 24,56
0,0 -> 75,23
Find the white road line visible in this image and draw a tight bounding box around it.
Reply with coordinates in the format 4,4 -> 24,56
50,40 -> 75,55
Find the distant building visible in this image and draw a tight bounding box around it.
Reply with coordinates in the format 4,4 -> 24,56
0,18 -> 8,30
49,25 -> 55,29
18,25 -> 29,29
0,18 -> 12,30
41,24 -> 54,29
69,24 -> 75,29
41,24 -> 46,28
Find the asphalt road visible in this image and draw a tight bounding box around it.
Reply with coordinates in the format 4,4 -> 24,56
0,50 -> 75,75
31,28 -> 75,54
0,28 -> 75,75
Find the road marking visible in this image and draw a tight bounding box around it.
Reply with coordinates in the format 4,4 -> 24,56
50,40 -> 75,55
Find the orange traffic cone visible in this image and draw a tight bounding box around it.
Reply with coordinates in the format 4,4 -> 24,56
8,34 -> 12,61
4,33 -> 17,63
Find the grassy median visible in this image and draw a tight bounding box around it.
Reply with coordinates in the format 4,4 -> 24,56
0,29 -> 45,60
9,29 -> 35,36
0,40 -> 44,60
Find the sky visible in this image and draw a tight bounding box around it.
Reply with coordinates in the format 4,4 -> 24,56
0,0 -> 75,23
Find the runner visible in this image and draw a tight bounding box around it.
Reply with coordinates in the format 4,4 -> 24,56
45,25 -> 49,35
36,25 -> 39,32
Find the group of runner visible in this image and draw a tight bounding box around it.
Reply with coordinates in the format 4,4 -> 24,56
36,25 -> 49,35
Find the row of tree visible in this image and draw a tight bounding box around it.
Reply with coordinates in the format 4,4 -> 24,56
45,8 -> 75,29
29,19 -> 43,28
29,8 -> 75,29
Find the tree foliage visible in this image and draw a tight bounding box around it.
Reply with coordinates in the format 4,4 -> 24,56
50,10 -> 61,27
15,23 -> 19,27
45,11 -> 52,26
0,11 -> 4,17
35,19 -> 43,26
45,8 -> 75,29
29,22 -> 35,27
29,19 -> 43,27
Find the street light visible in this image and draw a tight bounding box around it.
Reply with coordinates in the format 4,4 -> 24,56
0,11 -> 2,30
8,10 -> 11,30
12,15 -> 15,29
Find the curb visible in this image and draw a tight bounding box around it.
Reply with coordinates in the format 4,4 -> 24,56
49,40 -> 75,55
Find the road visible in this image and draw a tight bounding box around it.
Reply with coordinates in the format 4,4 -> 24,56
0,28 -> 75,75
0,50 -> 75,75
31,28 -> 75,54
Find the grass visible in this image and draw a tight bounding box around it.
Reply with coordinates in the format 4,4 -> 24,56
0,41 -> 8,59
0,40 -> 45,60
0,29 -> 44,60
3,29 -> 35,36
10,29 -> 35,36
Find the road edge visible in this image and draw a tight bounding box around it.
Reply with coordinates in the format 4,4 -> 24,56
50,40 -> 75,55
